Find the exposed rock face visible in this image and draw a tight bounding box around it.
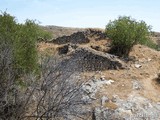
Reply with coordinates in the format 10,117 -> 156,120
49,29 -> 107,45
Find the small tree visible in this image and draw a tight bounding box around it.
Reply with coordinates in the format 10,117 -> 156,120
105,16 -> 152,57
0,12 -> 52,74
14,20 -> 39,74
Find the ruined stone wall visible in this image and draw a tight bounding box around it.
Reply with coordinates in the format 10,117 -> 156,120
50,31 -> 90,44
61,48 -> 125,72
49,29 -> 107,45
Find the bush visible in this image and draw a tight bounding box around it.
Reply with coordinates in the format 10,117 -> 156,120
0,12 -> 52,74
0,12 -> 86,120
105,16 -> 154,57
14,20 -> 39,74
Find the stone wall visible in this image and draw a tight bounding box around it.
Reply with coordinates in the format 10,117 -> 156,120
60,47 -> 125,72
50,31 -> 90,44
49,29 -> 107,45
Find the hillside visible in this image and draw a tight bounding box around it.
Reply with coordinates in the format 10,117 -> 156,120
42,25 -> 85,39
42,25 -> 160,47
37,26 -> 160,119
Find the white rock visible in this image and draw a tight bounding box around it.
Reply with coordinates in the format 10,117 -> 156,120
135,64 -> 142,68
100,76 -> 106,81
147,58 -> 152,62
90,94 -> 97,100
105,80 -> 115,85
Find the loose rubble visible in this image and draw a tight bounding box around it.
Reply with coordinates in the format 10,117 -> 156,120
81,76 -> 115,103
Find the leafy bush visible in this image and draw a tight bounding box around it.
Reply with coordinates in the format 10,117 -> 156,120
0,12 -> 52,73
14,20 -> 39,74
0,12 -> 86,120
105,16 -> 155,57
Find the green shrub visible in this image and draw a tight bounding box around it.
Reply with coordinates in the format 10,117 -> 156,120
0,12 -> 52,74
105,16 -> 155,57
14,20 -> 39,73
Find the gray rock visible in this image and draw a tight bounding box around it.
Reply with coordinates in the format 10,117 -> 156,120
81,95 -> 92,104
101,96 -> 109,106
122,101 -> 135,110
112,95 -> 119,102
132,80 -> 142,90
93,107 -> 116,120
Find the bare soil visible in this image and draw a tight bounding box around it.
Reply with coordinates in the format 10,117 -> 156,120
38,26 -> 160,102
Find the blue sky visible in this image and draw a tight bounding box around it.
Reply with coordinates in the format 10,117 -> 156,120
0,0 -> 160,31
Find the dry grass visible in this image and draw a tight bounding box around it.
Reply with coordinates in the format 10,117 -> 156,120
104,102 -> 118,110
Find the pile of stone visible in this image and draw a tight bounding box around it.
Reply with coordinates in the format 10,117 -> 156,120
81,76 -> 115,104
85,28 -> 107,40
67,47 -> 126,71
49,29 -> 107,45
50,31 -> 90,44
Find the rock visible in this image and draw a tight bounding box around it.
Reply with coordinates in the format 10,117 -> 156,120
101,96 -> 109,106
51,31 -> 90,44
58,45 -> 69,55
105,80 -> 115,85
89,94 -> 97,100
93,107 -> 115,120
50,28 -> 107,45
82,83 -> 97,94
144,103 -> 153,109
115,108 -> 132,117
93,107 -> 102,120
122,101 -> 135,110
111,95 -> 119,103
100,76 -> 106,81
81,95 -> 92,104
147,58 -> 152,62
132,80 -> 142,90
135,64 -> 142,68
60,47 -> 126,72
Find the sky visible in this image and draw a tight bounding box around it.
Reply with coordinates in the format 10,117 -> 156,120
0,0 -> 160,32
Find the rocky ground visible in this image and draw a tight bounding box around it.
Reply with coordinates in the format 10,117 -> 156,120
38,27 -> 160,120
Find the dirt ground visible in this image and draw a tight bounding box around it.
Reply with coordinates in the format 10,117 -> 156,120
38,28 -> 160,104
